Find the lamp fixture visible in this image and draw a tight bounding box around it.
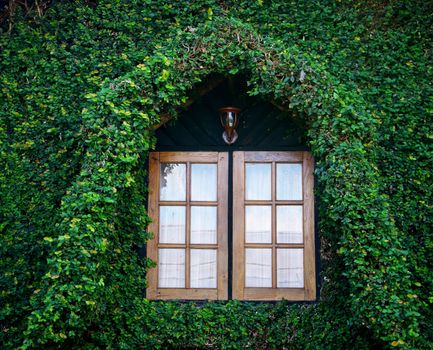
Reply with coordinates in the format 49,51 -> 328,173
219,107 -> 241,145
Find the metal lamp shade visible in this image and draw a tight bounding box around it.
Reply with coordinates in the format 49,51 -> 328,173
219,107 -> 241,144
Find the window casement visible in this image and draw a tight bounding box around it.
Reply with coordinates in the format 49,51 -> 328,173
146,151 -> 316,301
146,152 -> 229,300
232,151 -> 316,301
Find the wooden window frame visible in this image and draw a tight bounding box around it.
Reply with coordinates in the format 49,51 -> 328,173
232,151 -> 316,301
147,151 -> 316,301
146,152 -> 229,300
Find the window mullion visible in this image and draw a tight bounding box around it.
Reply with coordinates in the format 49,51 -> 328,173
185,161 -> 191,289
271,161 -> 276,289
232,151 -> 245,300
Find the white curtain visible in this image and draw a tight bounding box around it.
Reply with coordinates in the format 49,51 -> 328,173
277,248 -> 304,288
245,248 -> 272,287
246,163 -> 271,200
190,249 -> 217,288
158,249 -> 185,288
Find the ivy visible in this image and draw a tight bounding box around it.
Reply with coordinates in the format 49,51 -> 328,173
1,1 -> 432,349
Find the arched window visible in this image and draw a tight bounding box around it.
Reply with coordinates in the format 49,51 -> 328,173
146,78 -> 317,301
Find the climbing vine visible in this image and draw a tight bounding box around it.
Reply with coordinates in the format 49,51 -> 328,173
1,1 -> 432,349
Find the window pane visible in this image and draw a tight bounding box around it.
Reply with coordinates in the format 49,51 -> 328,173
277,249 -> 304,288
190,206 -> 217,244
276,163 -> 302,200
245,248 -> 272,287
245,206 -> 272,243
160,163 -> 186,201
159,206 -> 185,244
158,249 -> 185,288
191,164 -> 217,201
190,249 -> 217,288
246,163 -> 271,200
276,206 -> 303,243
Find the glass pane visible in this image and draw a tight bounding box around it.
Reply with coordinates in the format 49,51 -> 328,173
277,249 -> 304,288
159,206 -> 185,244
191,164 -> 217,201
158,249 -> 185,288
245,248 -> 272,287
160,163 -> 186,201
246,163 -> 271,200
190,249 -> 217,288
276,206 -> 303,243
245,206 -> 272,243
190,206 -> 217,244
276,163 -> 302,200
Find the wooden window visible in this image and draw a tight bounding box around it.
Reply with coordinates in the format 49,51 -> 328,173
233,151 -> 316,301
147,151 -> 316,301
146,152 -> 229,300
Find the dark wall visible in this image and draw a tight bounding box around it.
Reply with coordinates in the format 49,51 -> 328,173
155,78 -> 306,151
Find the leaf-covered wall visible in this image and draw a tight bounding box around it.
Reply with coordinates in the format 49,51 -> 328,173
0,1 -> 432,349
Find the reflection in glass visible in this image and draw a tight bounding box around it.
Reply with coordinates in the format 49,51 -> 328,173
159,206 -> 185,243
190,206 -> 217,244
277,206 -> 303,243
190,249 -> 217,288
191,164 -> 217,201
246,163 -> 271,200
158,249 -> 185,288
245,206 -> 272,243
160,163 -> 186,201
277,249 -> 304,288
276,163 -> 302,200
245,248 -> 272,287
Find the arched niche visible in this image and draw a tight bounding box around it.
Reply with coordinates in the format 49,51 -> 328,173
155,76 -> 307,151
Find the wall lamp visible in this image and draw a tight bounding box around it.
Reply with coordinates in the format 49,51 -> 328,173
219,107 -> 241,145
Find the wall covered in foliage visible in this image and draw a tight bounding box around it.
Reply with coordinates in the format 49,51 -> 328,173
1,1 -> 432,349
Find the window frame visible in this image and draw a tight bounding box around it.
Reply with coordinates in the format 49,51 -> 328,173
146,151 -> 316,301
146,152 -> 229,300
232,151 -> 316,301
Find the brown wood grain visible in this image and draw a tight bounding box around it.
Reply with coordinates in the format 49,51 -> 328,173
244,151 -> 303,162
146,152 -> 160,299
271,161 -> 277,289
243,288 -> 305,301
245,243 -> 304,249
152,288 -> 219,300
244,200 -> 303,205
158,244 -> 218,249
159,152 -> 219,162
158,201 -> 218,206
185,161 -> 191,289
232,151 -> 245,300
217,152 -> 229,300
303,152 -> 316,300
